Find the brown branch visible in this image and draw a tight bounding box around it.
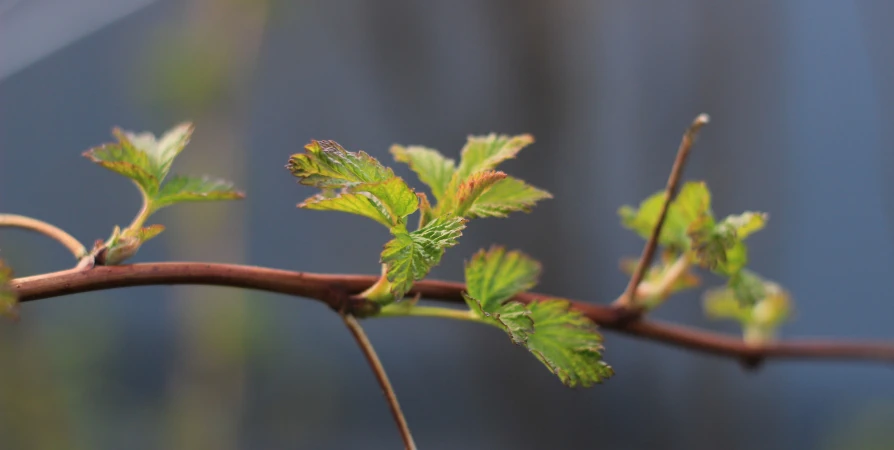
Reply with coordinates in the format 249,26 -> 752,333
616,114 -> 710,308
12,262 -> 894,367
342,314 -> 417,450
0,214 -> 87,259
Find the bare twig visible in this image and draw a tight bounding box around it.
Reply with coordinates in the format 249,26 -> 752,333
342,314 -> 417,450
0,214 -> 87,259
616,114 -> 710,308
12,262 -> 894,367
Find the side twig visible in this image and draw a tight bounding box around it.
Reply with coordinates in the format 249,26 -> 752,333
342,314 -> 417,450
616,114 -> 710,308
0,214 -> 87,259
12,262 -> 894,367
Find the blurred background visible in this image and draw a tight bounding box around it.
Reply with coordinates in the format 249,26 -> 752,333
1,0 -> 893,449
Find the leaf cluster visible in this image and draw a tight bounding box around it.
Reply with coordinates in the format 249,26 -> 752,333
288,135 -> 551,303
84,124 -> 244,264
463,247 -> 613,387
619,181 -> 792,340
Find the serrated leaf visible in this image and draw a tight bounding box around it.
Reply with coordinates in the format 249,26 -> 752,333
525,299 -> 613,387
391,145 -> 456,203
453,170 -> 508,216
463,293 -> 533,344
288,140 -> 393,189
704,272 -> 792,344
465,176 -> 552,219
416,192 -> 435,229
719,212 -> 767,240
83,136 -> 160,196
619,181 -> 712,250
451,134 -> 534,190
0,261 -> 19,320
122,122 -> 193,181
690,211 -> 766,276
301,177 -> 418,229
152,175 -> 245,211
465,246 -> 541,311
382,216 -> 465,299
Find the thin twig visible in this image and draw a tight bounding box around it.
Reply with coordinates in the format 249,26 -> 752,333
342,314 -> 417,450
12,262 -> 894,366
616,114 -> 710,308
0,214 -> 87,259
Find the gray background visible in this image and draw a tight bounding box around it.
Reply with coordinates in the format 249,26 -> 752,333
1,0 -> 893,449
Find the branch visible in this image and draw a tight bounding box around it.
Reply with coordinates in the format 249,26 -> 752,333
0,214 -> 87,259
617,114 -> 709,308
12,262 -> 894,367
342,314 -> 417,450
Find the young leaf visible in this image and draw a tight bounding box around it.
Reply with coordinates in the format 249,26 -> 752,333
83,135 -> 160,197
619,181 -> 712,250
0,261 -> 19,320
464,176 -> 552,219
451,133 -> 534,188
453,171 -> 508,217
463,293 -> 533,344
301,177 -> 418,229
465,246 -> 541,310
391,145 -> 456,203
462,247 -> 612,387
690,212 -> 767,276
416,192 -> 436,229
288,140 -> 394,189
121,122 -> 193,181
152,175 -> 245,211
704,273 -> 792,344
525,299 -> 614,387
381,216 -> 466,300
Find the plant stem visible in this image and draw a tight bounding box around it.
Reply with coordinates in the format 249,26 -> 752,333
616,113 -> 709,308
125,193 -> 154,233
378,303 -> 490,324
342,314 -> 417,450
0,214 -> 87,259
12,262 -> 894,365
637,255 -> 692,304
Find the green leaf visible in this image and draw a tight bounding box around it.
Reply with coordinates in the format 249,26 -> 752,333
83,134 -> 160,197
463,294 -> 533,344
619,181 -> 712,250
300,177 -> 418,229
381,216 -> 466,299
452,170 -> 508,217
451,134 -> 534,190
152,175 -> 245,211
391,145 -> 456,203
704,272 -> 792,344
525,299 -> 614,387
0,261 -> 19,320
465,176 -> 552,219
122,122 -> 193,181
288,140 -> 393,189
416,192 -> 436,229
465,246 -> 541,311
690,211 -> 767,276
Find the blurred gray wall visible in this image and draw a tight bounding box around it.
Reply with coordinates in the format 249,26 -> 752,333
1,1 -> 894,449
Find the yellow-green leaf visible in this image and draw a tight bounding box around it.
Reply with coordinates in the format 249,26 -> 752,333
525,299 -> 613,387
619,181 -> 712,250
450,133 -> 534,190
452,170 -> 508,217
301,177 -> 418,229
152,175 -> 245,211
465,176 -> 552,219
391,145 -> 456,203
465,246 -> 541,310
382,216 -> 466,299
288,140 -> 393,189
0,261 -> 18,320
